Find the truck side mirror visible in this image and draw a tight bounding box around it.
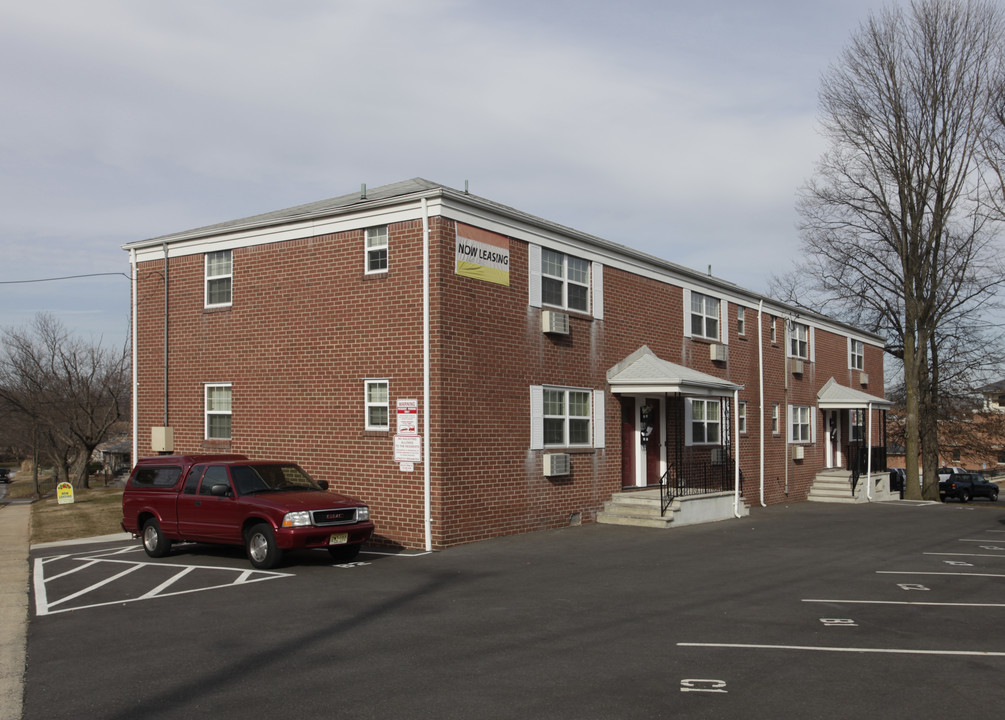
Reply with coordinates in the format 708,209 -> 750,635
318,480 -> 329,490
210,483 -> 232,497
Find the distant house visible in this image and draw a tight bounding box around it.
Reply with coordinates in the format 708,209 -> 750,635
123,178 -> 892,550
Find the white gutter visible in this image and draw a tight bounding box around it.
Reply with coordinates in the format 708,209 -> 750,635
866,402 -> 873,501
757,300 -> 765,506
734,387 -> 741,518
130,248 -> 138,468
422,198 -> 432,552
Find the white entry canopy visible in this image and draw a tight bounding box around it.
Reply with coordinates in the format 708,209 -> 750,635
816,377 -> 892,409
607,346 -> 743,398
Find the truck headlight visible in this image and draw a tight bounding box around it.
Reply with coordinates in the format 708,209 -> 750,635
357,506 -> 370,522
282,511 -> 312,528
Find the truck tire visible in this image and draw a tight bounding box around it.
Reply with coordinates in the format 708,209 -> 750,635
958,489 -> 971,503
246,523 -> 282,569
141,518 -> 171,558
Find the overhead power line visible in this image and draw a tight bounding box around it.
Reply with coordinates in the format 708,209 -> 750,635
0,272 -> 131,284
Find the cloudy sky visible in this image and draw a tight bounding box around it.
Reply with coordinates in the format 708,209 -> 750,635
0,0 -> 888,351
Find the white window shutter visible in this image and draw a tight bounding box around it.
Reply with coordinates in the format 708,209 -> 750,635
530,385 -> 544,449
684,398 -> 694,446
528,244 -> 542,308
593,389 -> 605,448
785,322 -> 791,358
721,299 -> 729,345
683,288 -> 692,338
787,404 -> 794,443
811,405 -> 818,444
592,262 -> 604,319
809,326 -> 816,362
847,336 -> 852,368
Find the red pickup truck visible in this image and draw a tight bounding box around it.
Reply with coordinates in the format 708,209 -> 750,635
121,454 -> 374,569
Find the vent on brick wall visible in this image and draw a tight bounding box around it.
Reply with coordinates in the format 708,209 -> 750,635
792,359 -> 804,375
710,344 -> 728,362
791,445 -> 805,460
543,453 -> 571,476
541,310 -> 570,335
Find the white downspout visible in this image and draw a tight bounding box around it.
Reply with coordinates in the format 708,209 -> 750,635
757,300 -> 765,506
422,198 -> 432,552
734,388 -> 741,517
130,248 -> 138,468
866,402 -> 873,501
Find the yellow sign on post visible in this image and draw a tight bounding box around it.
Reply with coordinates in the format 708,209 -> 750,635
56,482 -> 75,505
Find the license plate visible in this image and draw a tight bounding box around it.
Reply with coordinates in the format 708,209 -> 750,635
328,533 -> 348,545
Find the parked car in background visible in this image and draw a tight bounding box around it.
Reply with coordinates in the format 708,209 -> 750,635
938,471 -> 999,503
0,468 -> 11,484
937,466 -> 966,482
888,468 -> 906,497
121,454 -> 374,569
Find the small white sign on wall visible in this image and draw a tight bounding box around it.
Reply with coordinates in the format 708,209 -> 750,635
397,399 -> 418,436
394,435 -> 422,463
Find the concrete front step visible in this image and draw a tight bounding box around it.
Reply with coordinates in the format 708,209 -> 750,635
597,489 -> 748,528
808,471 -> 898,503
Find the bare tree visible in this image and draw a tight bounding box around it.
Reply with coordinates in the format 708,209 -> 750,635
784,0 -> 1005,500
0,313 -> 130,489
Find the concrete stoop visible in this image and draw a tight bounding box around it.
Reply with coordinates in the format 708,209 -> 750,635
807,469 -> 899,503
597,489 -> 749,529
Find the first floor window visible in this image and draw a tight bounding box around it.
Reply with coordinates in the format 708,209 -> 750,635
365,380 -> 389,430
205,384 -> 232,440
543,387 -> 591,446
790,405 -> 811,443
205,250 -> 232,307
997,450 -> 1005,465
366,226 -> 388,273
851,408 -> 866,442
738,402 -> 747,434
690,398 -> 721,445
691,292 -> 720,340
850,339 -> 865,370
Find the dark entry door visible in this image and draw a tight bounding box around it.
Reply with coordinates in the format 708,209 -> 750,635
644,398 -> 661,486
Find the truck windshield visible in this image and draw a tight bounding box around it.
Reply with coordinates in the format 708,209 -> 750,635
230,464 -> 321,495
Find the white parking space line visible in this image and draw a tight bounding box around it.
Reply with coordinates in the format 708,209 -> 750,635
140,566 -> 196,599
46,564 -> 144,610
925,552 -> 1005,558
876,570 -> 1005,578
678,642 -> 1005,657
802,598 -> 1005,607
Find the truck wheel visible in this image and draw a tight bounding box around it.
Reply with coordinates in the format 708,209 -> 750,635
246,523 -> 282,569
141,518 -> 171,558
958,489 -> 971,503
327,544 -> 360,563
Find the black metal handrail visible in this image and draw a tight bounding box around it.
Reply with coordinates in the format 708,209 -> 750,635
660,459 -> 737,516
846,442 -> 888,495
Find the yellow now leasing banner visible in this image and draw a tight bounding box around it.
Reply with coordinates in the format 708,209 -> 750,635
455,223 -> 510,287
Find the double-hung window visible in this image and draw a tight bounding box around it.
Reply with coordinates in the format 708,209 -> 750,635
691,293 -> 720,340
205,383 -> 232,440
542,248 -> 589,313
205,250 -> 232,307
850,339 -> 864,370
738,402 -> 747,434
689,398 -> 721,445
365,380 -> 389,430
771,404 -> 779,434
851,408 -> 866,442
790,405 -> 811,443
789,322 -> 809,359
543,387 -> 591,447
736,306 -> 745,336
365,226 -> 388,274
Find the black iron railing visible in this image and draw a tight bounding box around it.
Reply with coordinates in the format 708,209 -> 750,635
846,442 -> 888,495
660,459 -> 738,515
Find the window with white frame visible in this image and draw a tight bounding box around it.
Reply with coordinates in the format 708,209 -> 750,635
738,401 -> 747,433
770,317 -> 777,343
365,380 -> 389,430
205,251 -> 232,307
542,248 -> 589,313
543,387 -> 591,446
850,339 -> 864,370
737,306 -> 745,336
689,398 -> 721,445
789,322 -> 809,359
851,408 -> 866,441
772,403 -> 779,434
365,226 -> 388,274
790,405 -> 811,443
690,293 -> 720,340
205,383 -> 232,440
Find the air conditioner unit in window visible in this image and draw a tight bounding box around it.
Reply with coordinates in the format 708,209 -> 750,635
709,343 -> 728,362
859,372 -> 869,386
792,359 -> 804,375
791,445 -> 805,460
541,310 -> 570,335
543,453 -> 571,476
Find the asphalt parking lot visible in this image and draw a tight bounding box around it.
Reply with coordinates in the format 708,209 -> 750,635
24,499 -> 1005,719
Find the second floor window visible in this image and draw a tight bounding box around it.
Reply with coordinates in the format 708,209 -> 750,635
850,339 -> 864,370
542,248 -> 589,313
205,250 -> 232,307
738,402 -> 747,434
789,322 -> 809,359
366,226 -> 388,274
736,306 -> 745,336
691,293 -> 720,340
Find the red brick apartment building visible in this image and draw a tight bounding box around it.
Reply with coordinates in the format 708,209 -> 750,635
124,178 -> 892,551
